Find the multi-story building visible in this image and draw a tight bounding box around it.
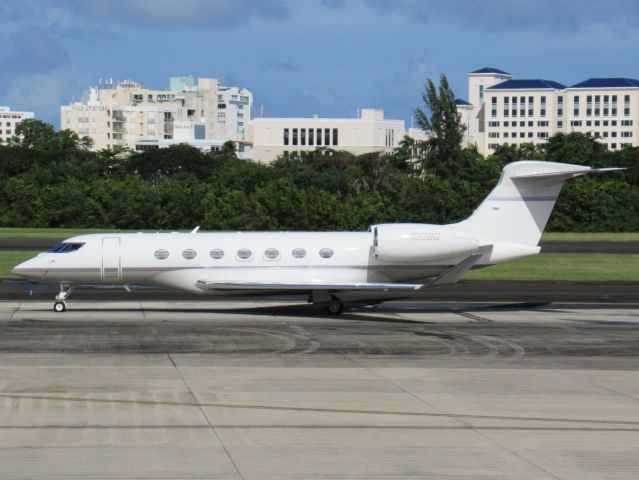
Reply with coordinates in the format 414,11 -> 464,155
461,67 -> 639,155
0,106 -> 34,144
248,109 -> 405,163
61,77 -> 253,151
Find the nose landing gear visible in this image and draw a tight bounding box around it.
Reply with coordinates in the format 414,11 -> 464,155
53,284 -> 74,313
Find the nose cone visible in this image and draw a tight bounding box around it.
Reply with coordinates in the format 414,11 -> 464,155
11,258 -> 45,281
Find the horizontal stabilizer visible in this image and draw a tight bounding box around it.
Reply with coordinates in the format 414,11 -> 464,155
426,253 -> 484,287
196,280 -> 424,292
513,167 -> 624,180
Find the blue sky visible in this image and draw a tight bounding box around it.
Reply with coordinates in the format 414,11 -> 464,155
1,0 -> 639,128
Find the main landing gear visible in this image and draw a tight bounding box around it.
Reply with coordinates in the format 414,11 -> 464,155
325,300 -> 344,315
53,284 -> 75,313
310,290 -> 345,315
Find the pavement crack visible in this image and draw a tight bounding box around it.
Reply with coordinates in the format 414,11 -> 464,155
166,352 -> 246,480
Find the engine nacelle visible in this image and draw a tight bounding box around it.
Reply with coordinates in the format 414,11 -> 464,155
372,223 -> 478,263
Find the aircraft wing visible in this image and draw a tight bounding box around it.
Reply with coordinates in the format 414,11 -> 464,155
195,280 -> 424,292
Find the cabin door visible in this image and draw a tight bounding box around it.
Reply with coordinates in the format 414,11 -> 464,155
101,237 -> 122,281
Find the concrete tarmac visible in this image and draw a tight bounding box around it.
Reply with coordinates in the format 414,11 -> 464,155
1,299 -> 639,479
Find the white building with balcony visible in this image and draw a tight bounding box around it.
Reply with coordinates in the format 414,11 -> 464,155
0,106 -> 35,144
247,109 -> 405,163
61,77 -> 253,151
460,67 -> 639,155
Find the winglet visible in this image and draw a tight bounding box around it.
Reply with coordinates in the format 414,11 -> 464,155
191,226 -> 200,234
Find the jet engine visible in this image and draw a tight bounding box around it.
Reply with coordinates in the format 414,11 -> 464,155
372,223 -> 478,262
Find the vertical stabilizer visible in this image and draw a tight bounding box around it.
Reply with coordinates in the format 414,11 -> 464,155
457,161 -> 620,246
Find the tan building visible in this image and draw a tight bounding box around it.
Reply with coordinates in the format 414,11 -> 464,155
460,68 -> 639,155
61,77 -> 252,151
0,106 -> 34,144
248,109 -> 405,163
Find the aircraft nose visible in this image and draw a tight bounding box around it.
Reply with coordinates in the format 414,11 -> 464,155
11,258 -> 44,280
11,261 -> 26,276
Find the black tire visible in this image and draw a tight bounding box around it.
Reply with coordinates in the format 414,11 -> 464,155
53,301 -> 66,313
325,301 -> 344,315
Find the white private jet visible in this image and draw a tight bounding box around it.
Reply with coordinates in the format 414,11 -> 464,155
12,161 -> 620,313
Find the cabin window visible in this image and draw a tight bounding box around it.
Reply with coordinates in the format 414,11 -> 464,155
210,249 -> 224,259
264,248 -> 280,260
182,249 -> 197,260
292,248 -> 306,259
48,242 -> 85,253
154,249 -> 169,260
319,248 -> 334,259
237,248 -> 253,260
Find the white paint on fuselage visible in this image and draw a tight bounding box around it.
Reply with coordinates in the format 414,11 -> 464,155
13,231 -> 474,291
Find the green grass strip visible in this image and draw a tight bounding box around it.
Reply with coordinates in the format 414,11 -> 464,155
541,232 -> 639,242
0,251 -> 40,278
466,253 -> 639,282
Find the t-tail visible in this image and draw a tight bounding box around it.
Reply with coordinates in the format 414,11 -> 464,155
456,160 -> 622,262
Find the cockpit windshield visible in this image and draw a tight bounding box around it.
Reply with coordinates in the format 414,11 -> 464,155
48,242 -> 85,253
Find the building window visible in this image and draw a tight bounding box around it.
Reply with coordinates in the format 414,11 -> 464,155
333,128 -> 338,146
301,128 -> 306,146
624,95 -> 630,116
324,128 -> 330,146
622,131 -> 633,137
283,128 -> 289,146
504,132 -> 509,138
479,85 -> 484,104
309,129 -> 314,146
557,121 -> 563,128
292,128 -> 298,146
540,96 -> 546,117
504,97 -> 509,117
488,132 -> 499,138
528,121 -> 533,127
488,121 -> 499,127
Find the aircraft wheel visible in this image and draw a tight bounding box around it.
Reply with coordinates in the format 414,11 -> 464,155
53,301 -> 66,313
325,301 -> 344,315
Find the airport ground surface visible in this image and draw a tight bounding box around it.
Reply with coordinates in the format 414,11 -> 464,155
1,293 -> 639,479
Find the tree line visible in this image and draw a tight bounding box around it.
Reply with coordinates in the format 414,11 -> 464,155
0,79 -> 637,232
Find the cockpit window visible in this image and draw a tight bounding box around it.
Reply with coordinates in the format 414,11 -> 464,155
48,242 -> 85,253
